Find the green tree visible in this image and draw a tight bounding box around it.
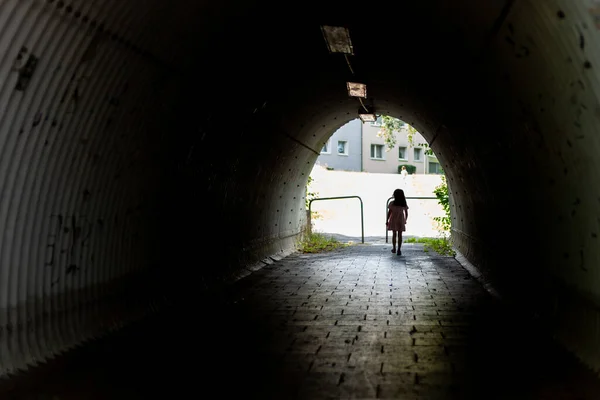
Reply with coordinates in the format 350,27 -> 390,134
432,175 -> 451,234
376,115 -> 405,149
377,115 -> 433,155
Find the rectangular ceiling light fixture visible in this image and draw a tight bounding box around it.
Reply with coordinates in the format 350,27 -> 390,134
321,25 -> 354,54
347,82 -> 366,98
358,107 -> 377,122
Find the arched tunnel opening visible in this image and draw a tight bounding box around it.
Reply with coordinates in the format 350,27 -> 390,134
2,0 -> 600,397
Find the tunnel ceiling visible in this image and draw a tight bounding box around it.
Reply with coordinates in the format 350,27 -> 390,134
182,0 -> 498,136
1,0 -> 600,379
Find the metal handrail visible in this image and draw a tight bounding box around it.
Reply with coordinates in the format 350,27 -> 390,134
385,196 -> 437,243
309,196 -> 364,243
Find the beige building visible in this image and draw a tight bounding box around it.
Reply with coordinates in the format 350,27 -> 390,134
361,118 -> 442,174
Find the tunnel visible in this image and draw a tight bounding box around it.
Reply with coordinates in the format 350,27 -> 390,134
1,0 -> 600,396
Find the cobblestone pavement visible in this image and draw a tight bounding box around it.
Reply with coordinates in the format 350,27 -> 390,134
3,243 -> 600,399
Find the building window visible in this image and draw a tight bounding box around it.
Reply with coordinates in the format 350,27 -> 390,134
428,162 -> 443,174
398,146 -> 407,160
370,144 -> 385,160
337,140 -> 348,155
414,148 -> 422,161
321,139 -> 331,154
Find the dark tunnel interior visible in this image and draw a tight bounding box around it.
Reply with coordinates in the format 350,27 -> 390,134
0,0 -> 600,394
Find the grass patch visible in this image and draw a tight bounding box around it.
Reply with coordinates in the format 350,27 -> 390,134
298,232 -> 348,253
404,236 -> 456,257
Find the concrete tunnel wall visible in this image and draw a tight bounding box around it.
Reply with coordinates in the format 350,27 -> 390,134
0,0 -> 600,378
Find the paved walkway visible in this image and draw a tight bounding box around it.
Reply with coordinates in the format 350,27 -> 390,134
3,242 -> 600,399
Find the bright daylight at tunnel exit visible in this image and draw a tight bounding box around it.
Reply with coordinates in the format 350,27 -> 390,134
1,0 -> 600,399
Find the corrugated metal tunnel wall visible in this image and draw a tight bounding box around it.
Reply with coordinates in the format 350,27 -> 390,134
1,0 -> 600,380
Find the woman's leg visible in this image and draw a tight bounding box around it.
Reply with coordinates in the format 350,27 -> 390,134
391,231 -> 397,251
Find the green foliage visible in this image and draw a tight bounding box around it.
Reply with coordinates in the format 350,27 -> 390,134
404,237 -> 456,257
403,175 -> 454,257
305,175 -> 318,210
377,115 -> 435,156
406,124 -> 418,147
377,115 -> 405,150
416,141 -> 435,156
305,174 -> 322,220
432,175 -> 451,234
398,164 -> 416,174
298,232 -> 348,253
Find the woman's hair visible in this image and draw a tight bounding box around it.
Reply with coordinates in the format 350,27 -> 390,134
393,188 -> 407,207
